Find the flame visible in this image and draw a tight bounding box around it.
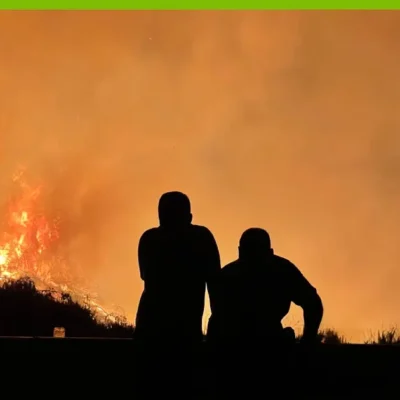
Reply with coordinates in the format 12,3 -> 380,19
0,168 -> 125,325
0,169 -> 57,280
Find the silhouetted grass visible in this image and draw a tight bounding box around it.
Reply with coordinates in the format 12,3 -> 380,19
0,277 -> 134,337
300,327 -> 400,345
365,326 -> 400,345
1,278 -> 399,343
317,328 -> 348,344
295,328 -> 346,344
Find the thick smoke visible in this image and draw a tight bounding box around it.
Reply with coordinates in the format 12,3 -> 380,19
0,11 -> 400,341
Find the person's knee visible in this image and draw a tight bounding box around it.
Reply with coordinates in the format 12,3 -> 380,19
282,327 -> 296,343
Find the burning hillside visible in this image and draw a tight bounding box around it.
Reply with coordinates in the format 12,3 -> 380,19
0,168 -> 124,324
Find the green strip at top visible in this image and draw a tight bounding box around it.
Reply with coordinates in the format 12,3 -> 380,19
0,0 -> 399,10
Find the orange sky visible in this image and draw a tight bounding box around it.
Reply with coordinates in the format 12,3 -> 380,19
1,11 -> 400,342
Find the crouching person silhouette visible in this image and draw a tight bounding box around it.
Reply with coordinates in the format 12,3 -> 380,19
207,228 -> 323,396
208,227 -> 323,344
134,192 -> 221,398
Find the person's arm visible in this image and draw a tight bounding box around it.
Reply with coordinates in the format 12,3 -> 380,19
290,264 -> 324,343
202,228 -> 222,315
138,230 -> 154,281
301,292 -> 323,343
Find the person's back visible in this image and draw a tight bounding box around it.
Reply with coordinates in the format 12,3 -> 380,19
208,228 -> 323,344
135,192 -> 221,344
212,255 -> 310,340
207,228 -> 323,398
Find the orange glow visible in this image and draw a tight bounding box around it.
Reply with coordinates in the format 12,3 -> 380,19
0,167 -> 122,323
1,11 -> 400,342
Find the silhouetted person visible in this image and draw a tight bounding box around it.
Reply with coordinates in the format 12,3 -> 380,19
134,192 -> 221,398
207,227 -> 323,345
206,228 -> 323,397
135,191 -> 221,344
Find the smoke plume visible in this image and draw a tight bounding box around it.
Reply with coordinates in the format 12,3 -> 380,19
1,11 -> 400,341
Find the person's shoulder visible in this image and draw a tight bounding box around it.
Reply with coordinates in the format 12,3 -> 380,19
139,227 -> 159,241
190,224 -> 213,233
190,224 -> 216,239
274,254 -> 315,288
221,260 -> 241,277
273,254 -> 301,275
273,254 -> 296,268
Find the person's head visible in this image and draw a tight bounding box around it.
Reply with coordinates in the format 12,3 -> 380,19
238,228 -> 273,263
158,191 -> 192,228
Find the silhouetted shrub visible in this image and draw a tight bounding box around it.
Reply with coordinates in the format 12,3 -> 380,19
365,327 -> 400,345
317,328 -> 347,344
0,277 -> 134,338
296,328 -> 346,344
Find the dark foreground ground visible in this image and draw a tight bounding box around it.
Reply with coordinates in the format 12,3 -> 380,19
1,337 -> 399,399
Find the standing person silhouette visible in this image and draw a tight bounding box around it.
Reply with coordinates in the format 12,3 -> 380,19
135,191 -> 221,344
134,192 -> 221,398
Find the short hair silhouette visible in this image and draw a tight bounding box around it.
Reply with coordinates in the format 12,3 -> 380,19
239,228 -> 272,262
158,191 -> 192,227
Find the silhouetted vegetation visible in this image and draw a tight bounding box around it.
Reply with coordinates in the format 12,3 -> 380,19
0,277 -> 134,337
298,327 -> 400,345
317,328 -> 347,344
0,277 -> 399,344
365,326 -> 400,345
